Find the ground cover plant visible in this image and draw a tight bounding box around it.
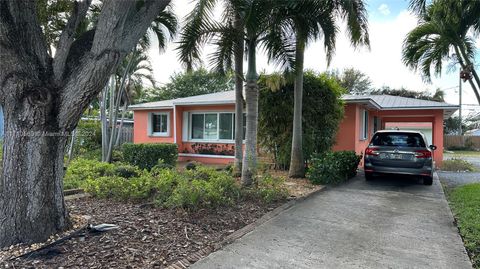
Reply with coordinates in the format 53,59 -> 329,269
442,159 -> 476,172
64,157 -> 288,210
448,183 -> 480,268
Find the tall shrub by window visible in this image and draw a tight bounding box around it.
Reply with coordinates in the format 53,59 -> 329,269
258,72 -> 345,169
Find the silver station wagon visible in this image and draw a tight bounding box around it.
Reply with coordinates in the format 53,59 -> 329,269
364,130 -> 437,185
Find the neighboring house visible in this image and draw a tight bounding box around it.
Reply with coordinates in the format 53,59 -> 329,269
465,129 -> 480,136
0,105 -> 3,139
130,92 -> 458,166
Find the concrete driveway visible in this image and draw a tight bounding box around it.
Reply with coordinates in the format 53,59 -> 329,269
192,173 -> 472,269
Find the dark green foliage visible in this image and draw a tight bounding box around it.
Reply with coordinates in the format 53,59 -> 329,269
74,120 -> 102,154
371,86 -> 445,102
134,69 -> 234,103
185,161 -> 198,170
307,151 -> 362,185
122,143 -> 178,170
64,158 -> 116,190
113,164 -> 141,178
258,71 -> 345,169
76,160 -> 288,209
84,165 -> 242,210
165,167 -> 241,209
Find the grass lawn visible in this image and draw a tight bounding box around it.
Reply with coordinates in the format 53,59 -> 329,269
448,183 -> 480,268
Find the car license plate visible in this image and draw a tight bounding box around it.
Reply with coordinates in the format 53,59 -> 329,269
390,153 -> 402,159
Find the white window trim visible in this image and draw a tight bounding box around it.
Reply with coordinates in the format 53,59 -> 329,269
189,111 -> 236,142
148,112 -> 170,137
360,109 -> 368,140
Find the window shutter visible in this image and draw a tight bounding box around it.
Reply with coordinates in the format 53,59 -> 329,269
182,112 -> 189,141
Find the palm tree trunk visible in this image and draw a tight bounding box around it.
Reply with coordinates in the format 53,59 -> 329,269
100,85 -> 109,162
241,39 -> 258,186
289,38 -> 305,178
66,128 -> 77,165
456,45 -> 480,104
233,13 -> 244,176
106,53 -> 135,162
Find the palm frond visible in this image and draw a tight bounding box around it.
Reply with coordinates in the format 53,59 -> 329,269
176,0 -> 221,70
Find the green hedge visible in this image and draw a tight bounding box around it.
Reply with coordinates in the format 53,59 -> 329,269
64,158 -> 140,189
122,143 -> 178,170
307,151 -> 361,185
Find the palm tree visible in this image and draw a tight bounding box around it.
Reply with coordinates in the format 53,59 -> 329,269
404,0 -> 480,104
178,0 -> 245,175
178,0 -> 279,185
267,0 -> 369,178
100,5 -> 177,162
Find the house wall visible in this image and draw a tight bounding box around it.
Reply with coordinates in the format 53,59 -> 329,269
133,104 -> 237,164
333,105 -> 445,167
133,109 -> 175,144
333,104 -> 375,166
333,104 -> 357,151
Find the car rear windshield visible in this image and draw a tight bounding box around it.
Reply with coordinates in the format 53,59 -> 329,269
370,132 -> 426,147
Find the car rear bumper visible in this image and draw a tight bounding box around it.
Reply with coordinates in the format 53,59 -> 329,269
364,163 -> 433,177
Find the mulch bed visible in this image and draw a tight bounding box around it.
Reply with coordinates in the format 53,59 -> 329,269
2,197 -> 283,268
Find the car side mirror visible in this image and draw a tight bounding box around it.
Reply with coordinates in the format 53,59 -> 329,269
429,145 -> 437,150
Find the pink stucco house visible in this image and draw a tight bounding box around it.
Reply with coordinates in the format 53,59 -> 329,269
129,91 -> 458,166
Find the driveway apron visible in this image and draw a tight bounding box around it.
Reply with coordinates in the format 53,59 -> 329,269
191,173 -> 472,269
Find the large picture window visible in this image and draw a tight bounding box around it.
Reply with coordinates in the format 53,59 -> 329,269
190,112 -> 245,141
150,112 -> 169,136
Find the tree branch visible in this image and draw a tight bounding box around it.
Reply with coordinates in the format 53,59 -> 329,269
53,0 -> 92,83
0,0 -> 50,99
59,0 -> 171,130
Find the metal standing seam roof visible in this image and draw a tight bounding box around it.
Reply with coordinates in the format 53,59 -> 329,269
129,90 -> 236,110
129,91 -> 459,114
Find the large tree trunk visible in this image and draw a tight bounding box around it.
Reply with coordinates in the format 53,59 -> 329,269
0,0 -> 171,247
288,38 -> 305,178
241,40 -> 258,186
0,102 -> 69,246
233,13 -> 244,176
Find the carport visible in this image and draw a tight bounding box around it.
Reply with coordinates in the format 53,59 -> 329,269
334,95 -> 459,166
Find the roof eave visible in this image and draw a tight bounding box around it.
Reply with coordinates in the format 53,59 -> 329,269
129,105 -> 174,111
173,100 -> 235,106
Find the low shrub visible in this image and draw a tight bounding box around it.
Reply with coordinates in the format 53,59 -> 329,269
122,143 -> 178,170
64,158 -> 116,189
83,164 -> 242,210
165,167 -> 240,209
442,158 -> 476,172
249,174 -> 289,203
84,176 -> 131,199
307,151 -> 361,185
113,164 -> 140,178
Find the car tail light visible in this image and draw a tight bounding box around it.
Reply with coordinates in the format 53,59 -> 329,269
415,150 -> 432,158
365,147 -> 379,156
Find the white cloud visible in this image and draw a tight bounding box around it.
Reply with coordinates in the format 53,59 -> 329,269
378,4 -> 391,16
148,4 -> 479,114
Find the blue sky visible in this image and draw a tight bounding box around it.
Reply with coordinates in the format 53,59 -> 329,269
367,0 -> 409,20
149,0 -> 480,115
